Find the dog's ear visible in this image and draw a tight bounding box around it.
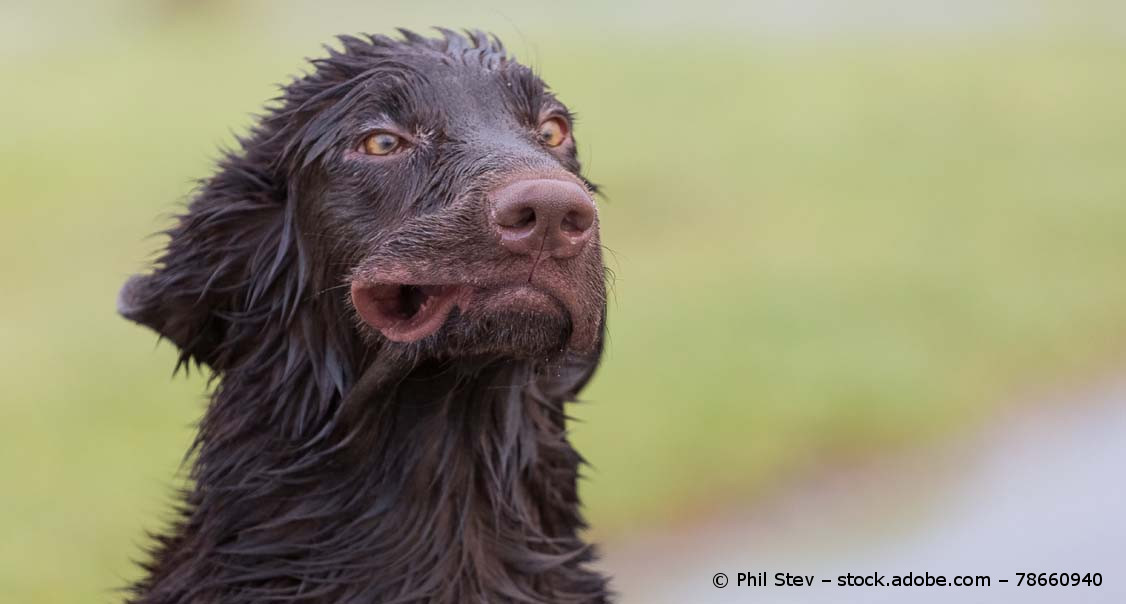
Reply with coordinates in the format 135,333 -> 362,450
119,48 -> 370,372
119,37 -> 399,373
118,155 -> 301,372
117,268 -> 225,369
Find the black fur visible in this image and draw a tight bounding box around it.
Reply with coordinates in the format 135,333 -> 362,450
119,29 -> 610,603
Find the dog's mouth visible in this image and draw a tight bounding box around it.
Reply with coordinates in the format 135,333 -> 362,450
350,282 -> 467,343
352,279 -> 573,344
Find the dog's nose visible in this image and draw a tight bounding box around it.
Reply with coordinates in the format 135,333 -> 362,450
490,179 -> 596,258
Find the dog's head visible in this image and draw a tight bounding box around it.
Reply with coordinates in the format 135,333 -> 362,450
119,30 -> 606,373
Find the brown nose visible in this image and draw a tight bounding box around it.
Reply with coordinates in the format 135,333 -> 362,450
490,178 -> 596,258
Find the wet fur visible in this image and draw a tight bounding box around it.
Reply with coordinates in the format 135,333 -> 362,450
119,30 -> 609,603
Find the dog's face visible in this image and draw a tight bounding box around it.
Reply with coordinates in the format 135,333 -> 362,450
293,35 -> 604,360
119,31 -> 605,370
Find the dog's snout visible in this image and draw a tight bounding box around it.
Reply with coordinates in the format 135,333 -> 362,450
490,179 -> 596,259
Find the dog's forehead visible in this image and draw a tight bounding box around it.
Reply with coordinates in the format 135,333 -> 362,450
392,50 -> 543,109
418,63 -> 530,124
431,69 -> 505,109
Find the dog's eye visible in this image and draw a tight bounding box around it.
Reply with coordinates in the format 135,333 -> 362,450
361,132 -> 403,156
537,118 -> 569,148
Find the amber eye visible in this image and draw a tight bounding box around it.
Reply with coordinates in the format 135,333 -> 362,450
537,118 -> 568,147
361,132 -> 402,156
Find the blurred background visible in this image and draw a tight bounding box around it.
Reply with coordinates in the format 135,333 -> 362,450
2,1 -> 1125,602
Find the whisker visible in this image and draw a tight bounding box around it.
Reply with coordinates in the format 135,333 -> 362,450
311,282 -> 352,301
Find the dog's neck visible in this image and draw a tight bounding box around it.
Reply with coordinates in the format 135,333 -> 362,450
132,348 -> 607,603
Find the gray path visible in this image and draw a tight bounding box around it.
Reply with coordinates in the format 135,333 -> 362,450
600,379 -> 1126,603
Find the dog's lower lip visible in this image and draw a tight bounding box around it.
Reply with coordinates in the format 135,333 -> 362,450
473,283 -> 566,315
351,282 -> 463,342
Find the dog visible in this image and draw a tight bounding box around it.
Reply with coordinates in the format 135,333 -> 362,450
118,29 -> 610,603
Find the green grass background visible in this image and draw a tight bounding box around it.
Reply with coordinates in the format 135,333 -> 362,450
2,1 -> 1125,601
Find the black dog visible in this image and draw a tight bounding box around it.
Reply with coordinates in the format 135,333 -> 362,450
118,29 -> 609,603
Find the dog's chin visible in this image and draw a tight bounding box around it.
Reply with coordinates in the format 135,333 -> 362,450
422,283 -> 576,359
438,307 -> 573,359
